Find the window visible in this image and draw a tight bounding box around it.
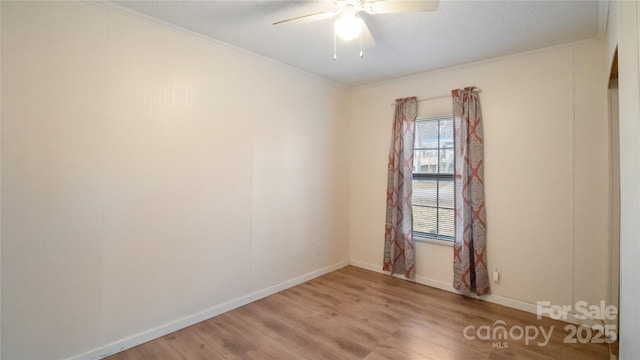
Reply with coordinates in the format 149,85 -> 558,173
413,116 -> 455,240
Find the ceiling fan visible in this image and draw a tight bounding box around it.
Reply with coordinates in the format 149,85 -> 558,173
273,0 -> 440,58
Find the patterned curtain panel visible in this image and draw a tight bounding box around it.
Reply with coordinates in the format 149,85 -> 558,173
452,87 -> 490,295
383,97 -> 418,280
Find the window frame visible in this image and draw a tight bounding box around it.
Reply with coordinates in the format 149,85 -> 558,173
412,115 -> 455,242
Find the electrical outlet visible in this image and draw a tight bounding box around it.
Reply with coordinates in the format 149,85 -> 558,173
315,242 -> 321,255
493,265 -> 501,283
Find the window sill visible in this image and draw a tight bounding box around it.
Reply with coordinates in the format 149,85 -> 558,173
414,235 -> 454,246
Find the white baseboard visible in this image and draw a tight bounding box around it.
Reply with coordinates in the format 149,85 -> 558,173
349,259 -> 601,328
348,259 -> 383,274
349,259 -> 540,315
68,260 -> 350,360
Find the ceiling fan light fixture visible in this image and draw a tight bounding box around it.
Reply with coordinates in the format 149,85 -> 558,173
334,12 -> 362,41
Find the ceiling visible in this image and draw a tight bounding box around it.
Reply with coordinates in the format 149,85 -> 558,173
112,0 -> 607,87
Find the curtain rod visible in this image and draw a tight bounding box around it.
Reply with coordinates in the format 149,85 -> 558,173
389,89 -> 481,106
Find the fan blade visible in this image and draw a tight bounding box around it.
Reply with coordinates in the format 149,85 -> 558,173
364,0 -> 439,14
273,11 -> 336,25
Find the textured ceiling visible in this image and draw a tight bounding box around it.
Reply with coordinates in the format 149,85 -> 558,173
111,0 -> 606,87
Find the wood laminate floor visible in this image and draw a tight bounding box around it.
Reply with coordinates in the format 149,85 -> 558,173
106,266 -> 609,359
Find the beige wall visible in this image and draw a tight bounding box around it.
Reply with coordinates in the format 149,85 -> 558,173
348,42 -> 610,314
1,2 -> 350,359
1,1 -> 618,359
606,1 -> 640,357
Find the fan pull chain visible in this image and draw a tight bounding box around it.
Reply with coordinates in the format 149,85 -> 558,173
333,29 -> 337,61
359,31 -> 363,58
